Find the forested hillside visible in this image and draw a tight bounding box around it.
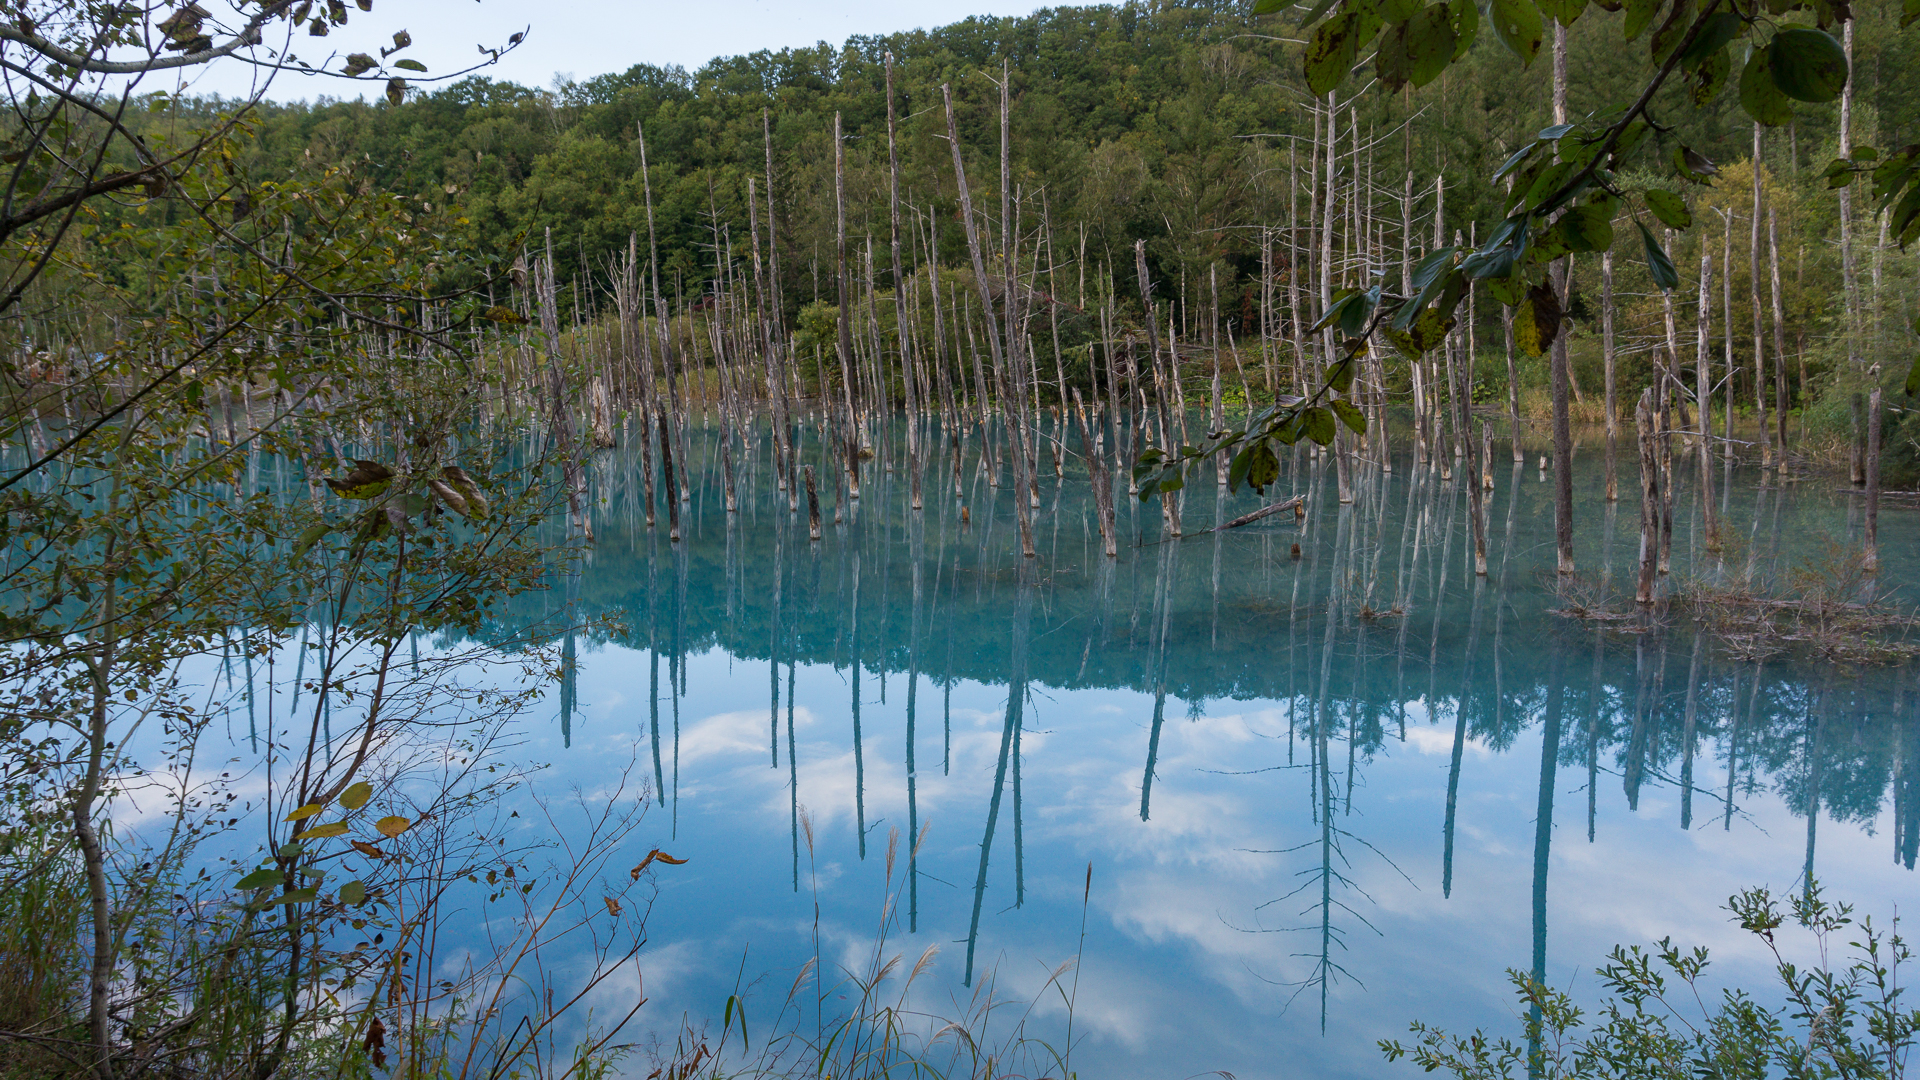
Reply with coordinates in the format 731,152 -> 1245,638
75,0 -> 1920,444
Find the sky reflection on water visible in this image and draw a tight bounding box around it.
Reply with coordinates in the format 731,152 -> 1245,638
511,423 -> 1919,1078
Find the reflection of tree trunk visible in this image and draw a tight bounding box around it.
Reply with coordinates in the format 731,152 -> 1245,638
1625,635 -> 1651,811
965,569 -> 1033,986
1679,633 -> 1703,829
851,542 -> 866,859
1587,629 -> 1604,842
907,512 -> 923,930
1139,542 -> 1178,820
771,514 -> 783,767
1897,682 -> 1918,869
673,539 -> 688,835
649,533 -> 665,806
1728,662 -> 1763,831
1802,678 -> 1829,898
1528,639 -> 1565,1067
1443,559 -> 1485,899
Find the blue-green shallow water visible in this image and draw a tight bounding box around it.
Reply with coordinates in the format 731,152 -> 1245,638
521,419 -> 1917,1077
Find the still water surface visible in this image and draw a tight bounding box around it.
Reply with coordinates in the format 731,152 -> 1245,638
524,424 -> 1916,1077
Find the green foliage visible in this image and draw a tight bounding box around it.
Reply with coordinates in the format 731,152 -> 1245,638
1382,881 -> 1920,1080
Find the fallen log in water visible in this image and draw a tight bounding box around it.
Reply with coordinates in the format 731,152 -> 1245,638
1141,494 -> 1305,546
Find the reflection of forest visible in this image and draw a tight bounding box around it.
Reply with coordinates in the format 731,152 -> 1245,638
517,423 -> 1920,881
487,418 -> 1920,1038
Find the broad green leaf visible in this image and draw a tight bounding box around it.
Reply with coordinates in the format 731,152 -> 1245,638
1490,0 -> 1544,64
1253,0 -> 1290,15
1556,202 -> 1615,252
1493,143 -> 1538,184
1644,189 -> 1692,228
1376,22 -> 1415,91
292,522 -> 333,560
385,77 -> 406,106
340,780 -> 374,810
285,803 -> 324,822
1410,246 -> 1459,293
339,880 -> 368,906
1303,407 -> 1338,446
1688,48 -> 1732,106
1486,270 -> 1528,306
294,821 -> 350,840
1247,443 -> 1281,490
376,815 -> 412,838
1648,0 -> 1694,64
1446,0 -> 1478,58
1739,46 -> 1794,126
1769,27 -> 1846,103
1904,0 -> 1919,28
1228,446 -> 1254,490
1678,10 -> 1741,64
342,52 -> 375,76
1536,0 -> 1586,25
1639,221 -> 1680,291
1338,286 -> 1378,335
1890,183 -> 1920,248
1411,307 -> 1456,351
237,868 -> 283,890
1384,327 -> 1424,359
393,493 -> 430,517
393,58 -> 427,72
1331,399 -> 1369,434
1623,0 -> 1660,41
1328,356 -> 1357,393
1403,4 -> 1459,86
1382,0 -> 1421,21
1305,11 -> 1363,94
273,888 -> 320,906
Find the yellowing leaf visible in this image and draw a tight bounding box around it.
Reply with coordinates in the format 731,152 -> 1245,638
339,780 -> 373,810
1513,283 -> 1564,357
375,815 -> 412,838
285,803 -> 324,822
294,821 -> 349,840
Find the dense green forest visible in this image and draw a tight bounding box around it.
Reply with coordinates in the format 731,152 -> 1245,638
145,0 -> 1915,414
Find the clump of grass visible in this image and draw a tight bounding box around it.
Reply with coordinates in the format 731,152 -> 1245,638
645,821 -> 1098,1080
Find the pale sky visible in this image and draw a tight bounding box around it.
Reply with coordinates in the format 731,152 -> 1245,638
159,0 -> 1052,102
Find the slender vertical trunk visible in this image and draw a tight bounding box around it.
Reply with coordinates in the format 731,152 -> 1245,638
834,113 -> 860,491
1635,389 -> 1659,604
1838,20 -> 1858,369
1752,124 -> 1770,471
1866,381 -> 1882,573
1136,241 -> 1181,537
1549,22 -> 1574,575
942,83 -> 1034,557
1603,250 -> 1619,500
77,573 -> 117,1080
1696,253 -> 1718,549
1769,206 -> 1790,452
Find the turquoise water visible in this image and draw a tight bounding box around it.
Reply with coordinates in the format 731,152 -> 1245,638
507,415 -> 1918,1077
